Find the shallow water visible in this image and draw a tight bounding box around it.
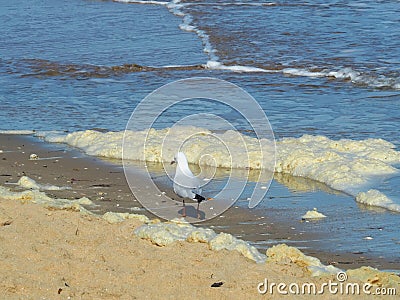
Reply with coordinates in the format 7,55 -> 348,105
1,0 -> 399,263
146,161 -> 400,262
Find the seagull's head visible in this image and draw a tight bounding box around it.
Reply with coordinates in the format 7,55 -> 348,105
171,152 -> 187,165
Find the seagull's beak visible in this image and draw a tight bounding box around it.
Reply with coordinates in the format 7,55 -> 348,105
170,160 -> 176,165
207,197 -> 214,201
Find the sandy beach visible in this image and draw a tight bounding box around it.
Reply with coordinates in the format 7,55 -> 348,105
2,0 -> 400,298
0,133 -> 399,299
0,193 -> 398,299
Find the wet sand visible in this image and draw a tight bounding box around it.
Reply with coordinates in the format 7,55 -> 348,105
1,134 -> 400,298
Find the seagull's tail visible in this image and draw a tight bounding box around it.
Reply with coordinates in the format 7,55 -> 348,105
194,193 -> 206,203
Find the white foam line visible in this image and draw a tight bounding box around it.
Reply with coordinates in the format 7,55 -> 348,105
115,1 -> 277,7
185,2 -> 277,7
206,61 -> 276,73
148,64 -> 202,69
34,156 -> 63,161
283,68 -> 326,78
17,176 -> 71,191
114,0 -> 400,90
169,1 -> 219,61
114,0 -> 169,5
115,0 -> 219,61
282,67 -> 400,90
0,130 -> 36,135
216,2 -> 276,6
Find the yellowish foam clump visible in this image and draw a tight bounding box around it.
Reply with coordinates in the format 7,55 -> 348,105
29,153 -> 39,160
39,128 -> 400,212
42,130 -> 124,159
40,128 -> 400,188
17,176 -> 71,191
102,211 -> 150,224
347,266 -> 400,289
169,217 -> 191,225
134,222 -> 216,247
302,208 -> 327,220
0,186 -> 93,214
40,128 -> 400,173
266,244 -> 340,276
356,189 -> 400,212
41,127 -> 275,169
1,183 -> 155,227
275,135 -> 400,194
134,221 -> 266,263
208,232 -> 266,264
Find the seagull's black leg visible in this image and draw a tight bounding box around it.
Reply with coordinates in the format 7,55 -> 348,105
182,199 -> 186,217
194,194 -> 205,219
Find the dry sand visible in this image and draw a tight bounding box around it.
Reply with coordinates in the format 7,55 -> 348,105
0,134 -> 399,299
1,192 -> 400,299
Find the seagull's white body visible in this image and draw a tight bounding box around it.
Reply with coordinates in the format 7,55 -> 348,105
172,152 -> 201,199
172,152 -> 207,218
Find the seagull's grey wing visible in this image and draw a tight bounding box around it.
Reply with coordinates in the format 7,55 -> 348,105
192,185 -> 202,195
174,165 -> 201,188
173,170 -> 202,199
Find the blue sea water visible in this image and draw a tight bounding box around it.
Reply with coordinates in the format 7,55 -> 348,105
0,0 -> 399,264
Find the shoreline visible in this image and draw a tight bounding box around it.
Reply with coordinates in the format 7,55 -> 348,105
0,134 -> 399,271
1,133 -> 400,298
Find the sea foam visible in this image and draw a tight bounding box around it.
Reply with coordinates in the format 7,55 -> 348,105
134,219 -> 266,264
206,61 -> 274,73
134,219 -> 343,275
275,135 -> 400,195
32,127 -> 400,212
0,130 -> 35,135
17,176 -> 71,191
356,190 -> 400,212
114,0 -> 169,5
266,244 -> 340,276
0,185 -> 93,213
283,67 -> 400,90
167,0 -> 219,61
302,208 -> 327,220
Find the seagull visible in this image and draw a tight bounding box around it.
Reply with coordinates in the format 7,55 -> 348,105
171,152 -> 206,219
